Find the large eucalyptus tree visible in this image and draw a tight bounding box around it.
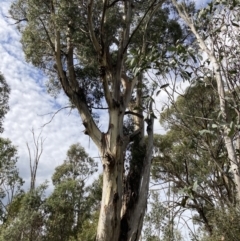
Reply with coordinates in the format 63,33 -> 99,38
9,1 -> 181,240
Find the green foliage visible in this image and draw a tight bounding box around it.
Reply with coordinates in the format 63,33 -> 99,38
152,81 -> 234,234
9,0 -> 186,101
0,184 -> 47,241
0,138 -> 23,222
146,236 -> 160,241
0,143 -> 101,241
52,143 -> 97,185
43,143 -> 99,241
76,176 -> 102,241
200,205 -> 240,241
128,7 -> 185,76
143,192 -> 167,239
77,208 -> 99,241
0,73 -> 24,224
43,174 -> 101,241
44,180 -> 79,241
0,73 -> 10,133
143,192 -> 183,241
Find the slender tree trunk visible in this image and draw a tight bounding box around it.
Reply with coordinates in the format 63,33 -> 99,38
172,0 -> 240,200
27,130 -> 44,191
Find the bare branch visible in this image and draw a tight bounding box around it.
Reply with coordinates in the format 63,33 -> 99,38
27,129 -> 45,191
41,106 -> 72,128
5,16 -> 28,24
107,0 -> 121,8
39,17 -> 55,52
122,0 -> 161,54
124,111 -> 144,119
101,0 -> 109,47
66,26 -> 79,92
87,0 -> 101,53
102,73 -> 113,108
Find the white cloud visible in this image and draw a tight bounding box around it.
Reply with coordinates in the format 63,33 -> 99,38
0,1 -> 99,192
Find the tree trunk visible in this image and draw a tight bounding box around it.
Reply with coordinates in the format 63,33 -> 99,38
96,109 -> 125,241
120,75 -> 154,241
172,0 -> 240,200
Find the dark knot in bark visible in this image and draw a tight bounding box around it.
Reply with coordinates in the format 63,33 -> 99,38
113,192 -> 119,204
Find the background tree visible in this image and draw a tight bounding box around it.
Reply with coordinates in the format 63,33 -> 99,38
0,129 -> 46,241
143,192 -> 166,241
0,183 -> 47,241
0,72 -> 10,133
142,191 -> 183,241
150,80 -> 240,240
0,138 -> 24,223
0,143 -> 101,241
171,0 -> 240,200
76,176 -> 102,241
43,143 -> 98,241
199,204 -> 240,241
26,129 -> 44,191
0,72 -> 24,224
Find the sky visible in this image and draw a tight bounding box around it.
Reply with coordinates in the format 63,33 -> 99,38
0,0 -> 101,190
0,0 -> 208,239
